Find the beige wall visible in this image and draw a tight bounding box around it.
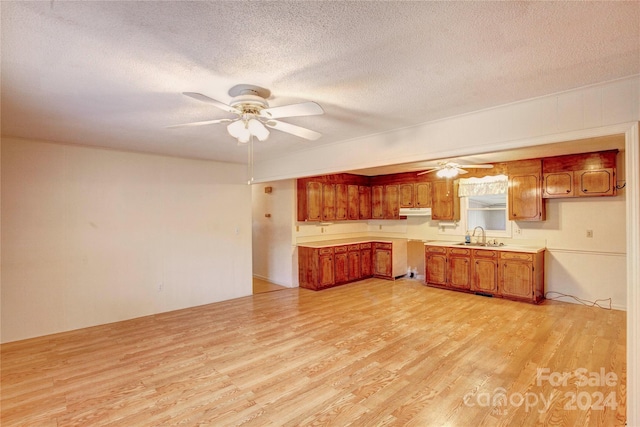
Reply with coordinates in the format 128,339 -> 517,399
1,138 -> 253,343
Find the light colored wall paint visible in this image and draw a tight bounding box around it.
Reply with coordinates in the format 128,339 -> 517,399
1,138 -> 253,343
251,180 -> 296,287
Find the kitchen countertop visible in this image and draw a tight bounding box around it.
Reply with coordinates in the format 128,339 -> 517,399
297,237 -> 407,248
424,240 -> 545,254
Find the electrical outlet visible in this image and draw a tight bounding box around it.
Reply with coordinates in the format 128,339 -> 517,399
515,226 -> 522,235
158,283 -> 163,292
379,225 -> 382,230
586,230 -> 593,238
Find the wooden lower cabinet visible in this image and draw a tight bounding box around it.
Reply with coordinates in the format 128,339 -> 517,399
498,251 -> 545,303
425,245 -> 545,304
471,249 -> 498,293
447,248 -> 471,290
299,240 -> 407,290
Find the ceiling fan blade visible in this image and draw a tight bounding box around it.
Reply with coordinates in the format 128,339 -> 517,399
457,164 -> 494,169
182,92 -> 240,114
265,119 -> 322,140
167,118 -> 233,128
260,101 -> 324,119
416,169 -> 439,176
457,168 -> 470,175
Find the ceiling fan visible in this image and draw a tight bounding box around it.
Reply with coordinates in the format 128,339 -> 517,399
168,84 -> 324,144
417,161 -> 494,178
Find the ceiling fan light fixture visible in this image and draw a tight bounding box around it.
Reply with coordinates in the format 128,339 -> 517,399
436,167 -> 459,178
248,119 -> 269,141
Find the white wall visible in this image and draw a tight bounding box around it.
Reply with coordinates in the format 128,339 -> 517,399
1,138 -> 253,343
251,180 -> 296,287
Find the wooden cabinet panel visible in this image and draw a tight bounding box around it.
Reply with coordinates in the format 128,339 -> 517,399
576,168 -> 615,196
319,252 -> 335,288
543,171 -> 574,198
347,184 -> 359,220
374,246 -> 392,278
425,252 -> 447,286
508,159 -> 545,221
322,184 -> 336,221
431,180 -> 459,220
384,185 -> 399,219
334,246 -> 349,285
499,260 -> 533,299
306,181 -> 322,221
448,255 -> 471,290
473,258 -> 498,293
335,184 -> 348,220
371,185 -> 384,219
415,182 -> 432,207
359,186 -> 372,219
399,183 -> 414,208
347,247 -> 360,281
360,245 -> 372,277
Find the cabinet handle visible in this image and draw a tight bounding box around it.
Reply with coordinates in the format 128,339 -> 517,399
566,189 -> 570,193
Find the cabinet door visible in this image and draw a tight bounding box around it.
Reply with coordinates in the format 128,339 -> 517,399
431,180 -> 456,220
399,183 -> 414,208
306,181 -> 322,221
448,256 -> 471,290
415,182 -> 432,207
359,186 -> 372,219
347,184 -> 360,220
500,260 -> 533,299
509,174 -> 544,221
335,184 -> 348,220
473,258 -> 498,293
575,168 -> 615,196
543,171 -> 573,198
334,246 -> 349,285
425,253 -> 447,286
319,253 -> 334,288
348,249 -> 360,281
360,247 -> 372,277
371,185 -> 384,219
384,185 -> 399,219
322,184 -> 336,221
374,249 -> 392,278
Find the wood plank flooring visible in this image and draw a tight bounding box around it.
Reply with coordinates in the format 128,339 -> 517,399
1,278 -> 626,426
253,277 -> 288,294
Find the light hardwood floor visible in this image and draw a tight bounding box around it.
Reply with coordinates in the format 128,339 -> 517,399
1,278 -> 626,426
253,277 -> 288,294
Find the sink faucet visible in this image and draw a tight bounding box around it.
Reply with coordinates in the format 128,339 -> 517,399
472,226 -> 486,246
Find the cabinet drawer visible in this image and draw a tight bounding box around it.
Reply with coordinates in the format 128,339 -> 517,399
448,248 -> 471,256
360,243 -> 372,249
500,252 -> 534,261
426,246 -> 447,254
348,244 -> 360,251
473,249 -> 498,258
334,245 -> 348,254
374,242 -> 392,250
319,247 -> 334,255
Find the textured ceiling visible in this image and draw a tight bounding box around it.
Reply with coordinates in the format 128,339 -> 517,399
1,1 -> 639,166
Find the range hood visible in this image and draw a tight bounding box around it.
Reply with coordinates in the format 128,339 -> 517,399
399,207 -> 432,217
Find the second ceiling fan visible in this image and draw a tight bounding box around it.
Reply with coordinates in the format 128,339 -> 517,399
417,161 -> 494,178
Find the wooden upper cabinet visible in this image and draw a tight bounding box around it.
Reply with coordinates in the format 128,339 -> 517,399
347,184 -> 359,220
415,182 -> 432,207
306,181 -> 322,221
431,180 -> 459,221
322,183 -> 336,221
399,183 -> 414,208
384,185 -> 399,219
542,150 -> 618,199
543,171 -> 573,198
371,185 -> 384,219
359,186 -> 372,219
576,168 -> 615,196
335,184 -> 348,221
508,159 -> 545,221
